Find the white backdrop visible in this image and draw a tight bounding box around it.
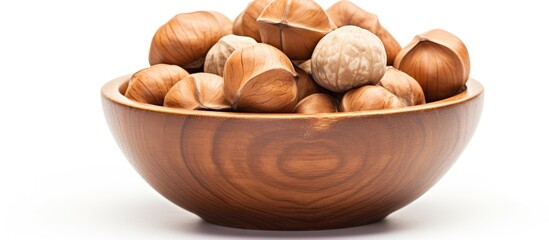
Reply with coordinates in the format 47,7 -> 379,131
1,0 -> 547,239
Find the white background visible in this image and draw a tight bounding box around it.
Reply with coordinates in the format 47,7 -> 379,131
1,0 -> 547,239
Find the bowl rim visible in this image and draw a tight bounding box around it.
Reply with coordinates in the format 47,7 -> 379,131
101,75 -> 484,119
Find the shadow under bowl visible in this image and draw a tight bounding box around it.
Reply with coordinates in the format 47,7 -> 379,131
101,75 -> 484,230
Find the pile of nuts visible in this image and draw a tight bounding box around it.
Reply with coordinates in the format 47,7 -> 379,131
125,0 -> 471,114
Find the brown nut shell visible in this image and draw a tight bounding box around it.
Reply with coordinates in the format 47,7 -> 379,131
394,29 -> 470,102
149,11 -> 228,70
204,35 -> 257,77
380,67 -> 426,106
124,64 -> 189,105
340,85 -> 405,112
210,11 -> 233,36
327,0 -> 401,65
233,0 -> 272,42
295,93 -> 337,114
164,73 -> 231,111
295,65 -> 322,102
257,0 -> 337,60
223,43 -> 298,113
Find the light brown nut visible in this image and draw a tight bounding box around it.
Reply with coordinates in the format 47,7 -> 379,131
311,26 -> 387,93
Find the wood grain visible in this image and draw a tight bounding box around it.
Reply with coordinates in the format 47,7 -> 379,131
102,76 -> 484,230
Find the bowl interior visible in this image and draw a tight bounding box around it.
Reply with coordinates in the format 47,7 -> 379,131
104,75 -> 483,119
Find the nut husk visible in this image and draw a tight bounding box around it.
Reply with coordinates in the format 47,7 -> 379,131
164,73 -> 231,110
257,0 -> 337,60
311,26 -> 387,93
394,29 -> 470,102
295,93 -> 337,114
233,0 -> 272,42
125,64 -> 190,105
149,11 -> 229,70
380,67 -> 426,106
204,35 -> 257,77
327,0 -> 401,66
223,43 -> 298,113
340,85 -> 405,112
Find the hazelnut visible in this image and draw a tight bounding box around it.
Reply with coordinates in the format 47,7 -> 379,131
380,67 -> 425,106
339,67 -> 425,112
327,0 -> 401,65
210,11 -> 233,36
164,73 -> 231,111
311,26 -> 387,93
340,85 -> 405,112
233,0 -> 272,42
204,35 -> 257,77
125,64 -> 189,105
223,43 -> 298,113
295,65 -> 322,102
295,93 -> 337,114
257,0 -> 337,60
149,11 -> 229,70
395,29 -> 470,102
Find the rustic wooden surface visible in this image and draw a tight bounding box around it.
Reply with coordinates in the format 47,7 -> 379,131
102,76 -> 484,230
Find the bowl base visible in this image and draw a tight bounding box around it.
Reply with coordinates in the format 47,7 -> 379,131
201,216 -> 387,231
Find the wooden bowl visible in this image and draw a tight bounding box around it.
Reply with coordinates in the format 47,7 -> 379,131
101,75 -> 483,230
